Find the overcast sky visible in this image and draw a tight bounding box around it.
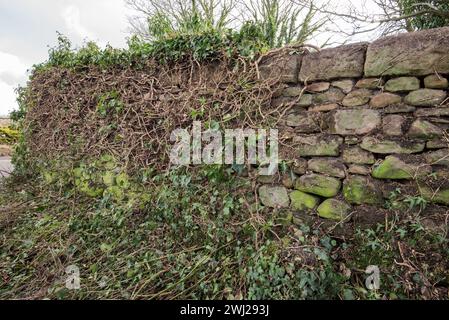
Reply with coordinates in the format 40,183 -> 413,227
0,0 -> 132,116
0,0 -> 382,116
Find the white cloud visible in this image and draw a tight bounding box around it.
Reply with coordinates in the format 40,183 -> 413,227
0,81 -> 18,116
0,51 -> 28,84
0,51 -> 28,116
62,5 -> 99,44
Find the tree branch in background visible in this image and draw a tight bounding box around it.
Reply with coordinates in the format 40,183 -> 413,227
124,0 -> 328,48
303,0 -> 449,39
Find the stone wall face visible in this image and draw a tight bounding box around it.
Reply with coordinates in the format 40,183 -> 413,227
258,27 -> 449,221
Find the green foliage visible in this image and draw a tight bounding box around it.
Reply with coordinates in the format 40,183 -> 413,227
32,28 -> 268,74
0,127 -> 19,145
400,0 -> 449,30
127,0 -> 323,48
96,91 -> 124,117
127,0 -> 234,40
244,0 -> 323,48
403,195 -> 427,210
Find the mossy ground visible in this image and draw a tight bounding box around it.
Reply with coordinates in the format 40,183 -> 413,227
1,166 -> 448,300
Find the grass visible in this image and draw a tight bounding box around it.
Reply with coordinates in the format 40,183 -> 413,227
1,167 -> 448,300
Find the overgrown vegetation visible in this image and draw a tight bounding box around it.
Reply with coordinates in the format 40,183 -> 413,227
0,127 -> 19,145
125,0 -> 324,47
401,0 -> 449,30
1,26 -> 448,300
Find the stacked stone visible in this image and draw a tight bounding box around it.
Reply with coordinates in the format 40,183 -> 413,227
258,27 -> 449,221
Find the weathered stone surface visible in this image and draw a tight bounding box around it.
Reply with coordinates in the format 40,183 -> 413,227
370,93 -> 402,109
345,137 -> 360,145
257,175 -> 277,184
307,158 -> 346,178
348,164 -> 370,175
309,103 -> 339,112
306,82 -> 330,92
360,137 -> 425,154
342,89 -> 372,107
282,86 -> 303,97
295,174 -> 342,198
427,138 -> 447,149
384,104 -> 416,113
299,42 -> 367,81
271,96 -> 292,107
382,114 -> 405,136
290,190 -> 320,211
285,111 -> 320,132
317,199 -> 351,221
329,109 -> 380,135
424,149 -> 449,166
421,186 -> 449,205
294,134 -> 343,156
365,27 -> 449,77
372,155 -> 430,179
415,107 -> 449,117
313,87 -> 345,104
355,78 -> 384,89
259,185 -> 290,208
342,147 -> 375,164
384,77 -> 420,92
260,52 -> 301,83
408,119 -> 443,139
332,79 -> 354,93
424,75 -> 449,89
292,158 -> 308,175
297,94 -> 314,107
404,89 -> 447,106
282,173 -> 296,189
271,95 -> 313,107
343,175 -> 383,205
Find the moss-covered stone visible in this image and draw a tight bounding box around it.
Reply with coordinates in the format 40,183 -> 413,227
294,134 -> 343,156
384,77 -> 419,92
372,155 -> 432,179
348,164 -> 370,176
360,137 -> 425,154
282,86 -> 303,97
421,186 -> 449,205
408,119 -> 443,140
257,174 -> 277,184
332,79 -> 354,93
342,147 -> 375,164
342,89 -> 372,107
307,158 -> 346,178
259,185 -> 290,208
329,109 -> 380,135
404,89 -> 447,106
382,114 -> 405,136
313,87 -> 345,104
372,156 -> 413,179
317,199 -> 351,221
364,28 -> 449,77
424,149 -> 449,166
343,175 -> 383,205
292,158 -> 308,175
295,174 -> 341,198
285,111 -> 320,132
290,190 -> 320,211
298,94 -> 314,107
424,75 -> 448,89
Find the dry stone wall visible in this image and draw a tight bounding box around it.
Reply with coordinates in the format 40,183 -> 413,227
258,27 -> 449,221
